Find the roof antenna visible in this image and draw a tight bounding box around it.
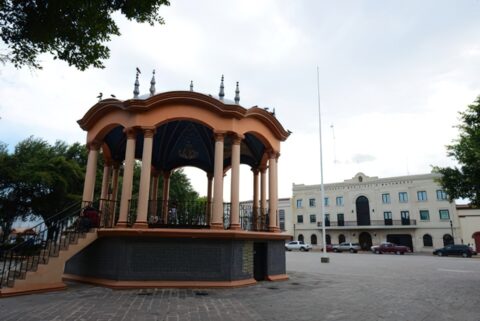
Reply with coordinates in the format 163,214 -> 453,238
149,70 -> 156,96
190,80 -> 194,92
133,68 -> 141,98
234,81 -> 240,104
219,75 -> 225,101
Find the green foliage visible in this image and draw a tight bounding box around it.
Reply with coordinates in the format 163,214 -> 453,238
434,96 -> 480,205
0,0 -> 170,70
0,137 -> 86,239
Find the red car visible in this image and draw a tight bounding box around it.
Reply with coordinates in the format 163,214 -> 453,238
321,244 -> 334,252
371,242 -> 411,255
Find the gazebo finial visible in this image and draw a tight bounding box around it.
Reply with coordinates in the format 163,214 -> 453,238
190,80 -> 194,92
219,75 -> 225,100
149,70 -> 156,96
234,81 -> 240,104
133,67 -> 141,98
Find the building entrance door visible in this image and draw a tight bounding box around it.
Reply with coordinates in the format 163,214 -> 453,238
359,232 -> 372,250
472,232 -> 480,252
253,242 -> 267,281
387,234 -> 413,252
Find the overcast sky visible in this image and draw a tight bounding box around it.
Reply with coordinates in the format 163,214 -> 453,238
1,0 -> 480,201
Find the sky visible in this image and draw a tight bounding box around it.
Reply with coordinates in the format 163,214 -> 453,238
1,0 -> 480,201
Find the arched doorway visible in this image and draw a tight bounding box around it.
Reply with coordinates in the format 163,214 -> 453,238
472,232 -> 480,251
338,234 -> 346,244
443,234 -> 453,246
311,234 -> 317,245
423,234 -> 433,247
356,196 -> 371,226
298,234 -> 304,242
359,232 -> 372,250
326,234 -> 331,245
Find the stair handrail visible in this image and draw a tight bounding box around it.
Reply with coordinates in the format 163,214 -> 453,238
0,200 -> 95,288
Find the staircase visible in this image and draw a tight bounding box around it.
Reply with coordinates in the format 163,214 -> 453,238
0,202 -> 99,297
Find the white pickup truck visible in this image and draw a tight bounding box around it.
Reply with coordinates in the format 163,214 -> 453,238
285,240 -> 313,251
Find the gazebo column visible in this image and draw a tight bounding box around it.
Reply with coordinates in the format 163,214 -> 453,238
134,127 -> 155,228
81,141 -> 100,207
211,132 -> 225,229
162,171 -> 171,224
268,151 -> 279,232
109,162 -> 121,227
117,128 -> 137,227
99,161 -> 112,225
150,169 -> 160,222
206,173 -> 213,225
252,169 -> 259,230
260,166 -> 267,227
229,134 -> 242,230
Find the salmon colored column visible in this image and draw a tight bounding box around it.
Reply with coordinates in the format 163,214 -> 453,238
211,132 -> 225,229
162,171 -> 171,224
150,170 -> 159,222
252,169 -> 259,230
81,141 -> 100,206
260,166 -> 267,225
206,173 -> 213,225
134,127 -> 155,228
268,151 -> 279,232
229,134 -> 242,230
117,128 -> 137,227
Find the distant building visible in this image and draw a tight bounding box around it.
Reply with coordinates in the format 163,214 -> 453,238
291,172 -> 459,252
456,205 -> 480,251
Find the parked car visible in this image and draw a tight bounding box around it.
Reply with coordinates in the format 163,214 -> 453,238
285,240 -> 312,251
433,244 -> 474,258
371,242 -> 411,255
333,242 -> 361,253
320,244 -> 334,252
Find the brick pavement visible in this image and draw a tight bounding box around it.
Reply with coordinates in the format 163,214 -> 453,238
1,252 -> 479,321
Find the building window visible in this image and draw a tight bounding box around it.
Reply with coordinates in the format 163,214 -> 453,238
311,234 -> 318,245
338,234 -> 346,243
324,197 -> 330,207
419,210 -> 430,221
324,214 -> 330,226
399,192 -> 408,203
309,198 -> 316,207
336,196 -> 344,206
436,190 -> 448,201
423,234 -> 433,247
298,234 -> 304,242
382,193 -> 391,204
337,213 -> 344,226
296,199 -> 303,208
401,211 -> 410,225
384,211 -> 392,225
443,234 -> 453,246
417,191 -> 427,201
310,214 -> 316,223
279,209 -> 285,231
297,215 -> 304,223
439,209 -> 450,220
326,234 -> 331,245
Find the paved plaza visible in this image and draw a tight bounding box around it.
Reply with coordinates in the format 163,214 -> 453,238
1,252 -> 479,321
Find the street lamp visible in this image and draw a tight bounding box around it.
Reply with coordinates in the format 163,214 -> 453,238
449,219 -> 454,244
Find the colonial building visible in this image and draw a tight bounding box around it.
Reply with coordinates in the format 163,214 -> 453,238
456,205 -> 480,251
291,172 -> 459,252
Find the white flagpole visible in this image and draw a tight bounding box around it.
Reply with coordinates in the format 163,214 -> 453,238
317,66 -> 329,263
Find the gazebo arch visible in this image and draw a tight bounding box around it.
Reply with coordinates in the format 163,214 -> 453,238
68,74 -> 291,288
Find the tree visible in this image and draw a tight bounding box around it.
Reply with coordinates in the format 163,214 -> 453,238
0,137 -> 85,240
0,0 -> 170,70
434,95 -> 480,206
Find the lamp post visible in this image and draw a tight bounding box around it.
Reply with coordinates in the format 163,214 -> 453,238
450,219 -> 454,244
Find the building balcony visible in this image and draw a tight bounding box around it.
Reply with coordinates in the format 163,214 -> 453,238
317,219 -> 417,229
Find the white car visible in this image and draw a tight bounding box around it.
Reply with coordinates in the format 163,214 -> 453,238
333,242 -> 361,253
285,240 -> 312,251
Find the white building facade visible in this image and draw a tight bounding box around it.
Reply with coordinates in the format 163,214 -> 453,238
291,173 -> 459,252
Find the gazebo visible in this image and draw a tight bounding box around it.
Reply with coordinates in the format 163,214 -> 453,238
64,72 -> 291,288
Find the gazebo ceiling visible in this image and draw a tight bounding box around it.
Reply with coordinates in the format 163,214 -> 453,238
103,121 -> 266,173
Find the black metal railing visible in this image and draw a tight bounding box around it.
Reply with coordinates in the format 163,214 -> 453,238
317,219 -> 417,227
127,199 -> 137,226
98,198 -> 120,228
0,201 -> 95,289
147,199 -> 210,228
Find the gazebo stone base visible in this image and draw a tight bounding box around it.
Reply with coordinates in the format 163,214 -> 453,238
64,232 -> 287,287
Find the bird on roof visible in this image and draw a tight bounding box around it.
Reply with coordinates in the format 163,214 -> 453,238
96,92 -> 103,100
272,107 -> 276,116
110,94 -> 116,98
263,107 -> 269,111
